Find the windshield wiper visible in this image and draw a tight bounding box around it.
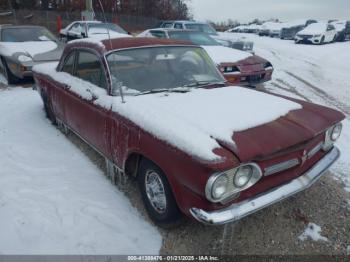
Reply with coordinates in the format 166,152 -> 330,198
183,81 -> 227,88
135,87 -> 191,96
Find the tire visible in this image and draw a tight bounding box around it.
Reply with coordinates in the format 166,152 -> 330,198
0,57 -> 19,85
320,36 -> 325,45
138,158 -> 182,226
41,91 -> 56,125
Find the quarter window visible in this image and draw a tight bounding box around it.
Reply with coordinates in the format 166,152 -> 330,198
76,51 -> 107,89
174,23 -> 183,29
61,52 -> 75,75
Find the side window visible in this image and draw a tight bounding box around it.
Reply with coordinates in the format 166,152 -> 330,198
150,30 -> 167,38
61,52 -> 75,75
70,23 -> 82,33
174,23 -> 183,29
76,51 -> 107,90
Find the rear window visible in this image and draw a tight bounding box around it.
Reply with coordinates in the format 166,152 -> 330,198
1,27 -> 57,42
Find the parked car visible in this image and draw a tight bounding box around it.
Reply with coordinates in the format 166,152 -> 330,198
59,21 -> 129,42
295,22 -> 337,44
258,22 -> 281,36
33,37 -> 344,226
280,19 -> 317,40
0,25 -> 64,84
138,29 -> 273,86
158,20 -> 254,53
331,20 -> 349,41
346,21 -> 350,40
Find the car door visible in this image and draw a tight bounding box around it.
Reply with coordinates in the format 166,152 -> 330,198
57,49 -> 111,157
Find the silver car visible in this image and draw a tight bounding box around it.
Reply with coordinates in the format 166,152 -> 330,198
0,25 -> 64,84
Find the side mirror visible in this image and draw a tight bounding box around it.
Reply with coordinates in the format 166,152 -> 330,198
111,78 -> 123,97
81,32 -> 86,38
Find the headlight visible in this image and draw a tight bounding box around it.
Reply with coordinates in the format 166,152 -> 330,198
323,123 -> 342,150
330,123 -> 342,141
205,163 -> 262,203
234,165 -> 253,187
18,55 -> 33,63
220,66 -> 240,73
211,175 -> 229,200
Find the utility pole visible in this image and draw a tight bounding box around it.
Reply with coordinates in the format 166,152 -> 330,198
82,0 -> 94,20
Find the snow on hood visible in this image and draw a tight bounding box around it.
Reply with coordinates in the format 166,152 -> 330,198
0,41 -> 58,58
201,45 -> 252,65
33,62 -> 302,161
298,23 -> 327,35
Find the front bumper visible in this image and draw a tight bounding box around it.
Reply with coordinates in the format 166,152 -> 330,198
224,70 -> 273,86
190,147 -> 340,225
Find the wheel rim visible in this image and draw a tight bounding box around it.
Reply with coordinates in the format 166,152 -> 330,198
145,170 -> 167,214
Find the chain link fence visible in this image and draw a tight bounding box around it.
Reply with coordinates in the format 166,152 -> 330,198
0,9 -> 160,34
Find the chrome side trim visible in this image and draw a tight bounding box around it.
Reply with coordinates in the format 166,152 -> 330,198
190,147 -> 340,225
264,158 -> 299,176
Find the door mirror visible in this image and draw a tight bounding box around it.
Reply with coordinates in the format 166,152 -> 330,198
81,32 -> 86,38
111,77 -> 123,96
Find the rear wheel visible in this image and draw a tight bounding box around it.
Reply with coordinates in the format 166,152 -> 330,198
0,57 -> 19,85
138,158 -> 182,226
41,91 -> 56,125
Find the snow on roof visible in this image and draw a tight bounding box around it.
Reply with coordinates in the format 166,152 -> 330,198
33,62 -> 302,161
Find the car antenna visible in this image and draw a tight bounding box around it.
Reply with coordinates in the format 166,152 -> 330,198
95,0 -> 125,103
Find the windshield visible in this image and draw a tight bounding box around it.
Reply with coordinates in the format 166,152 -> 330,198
1,27 -> 57,42
87,23 -> 127,35
168,31 -> 220,46
107,46 -> 224,95
184,23 -> 217,35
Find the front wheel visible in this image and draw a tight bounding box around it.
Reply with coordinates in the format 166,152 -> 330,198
0,57 -> 19,85
138,158 -> 182,226
320,36 -> 325,45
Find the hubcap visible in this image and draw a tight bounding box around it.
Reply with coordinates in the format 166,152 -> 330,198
145,170 -> 167,214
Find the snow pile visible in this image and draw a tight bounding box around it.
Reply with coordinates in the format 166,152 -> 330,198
298,223 -> 328,242
0,88 -> 162,254
298,23 -> 328,35
33,62 -> 301,161
0,41 -> 58,57
201,45 -> 252,64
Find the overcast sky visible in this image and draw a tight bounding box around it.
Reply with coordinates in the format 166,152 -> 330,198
189,0 -> 350,23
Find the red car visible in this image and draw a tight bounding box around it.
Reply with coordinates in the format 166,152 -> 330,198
33,38 -> 344,226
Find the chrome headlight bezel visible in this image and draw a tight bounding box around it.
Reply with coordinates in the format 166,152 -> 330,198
323,123 -> 342,151
205,163 -> 263,203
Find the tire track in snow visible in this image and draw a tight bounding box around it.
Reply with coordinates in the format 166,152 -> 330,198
285,71 -> 350,116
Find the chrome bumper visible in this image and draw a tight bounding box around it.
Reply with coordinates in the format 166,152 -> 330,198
190,147 -> 340,225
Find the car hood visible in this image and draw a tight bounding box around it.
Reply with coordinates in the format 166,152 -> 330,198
229,97 -> 345,162
298,25 -> 326,35
201,45 -> 252,65
0,41 -> 63,62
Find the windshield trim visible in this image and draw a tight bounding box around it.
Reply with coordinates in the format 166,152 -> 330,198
104,44 -> 199,56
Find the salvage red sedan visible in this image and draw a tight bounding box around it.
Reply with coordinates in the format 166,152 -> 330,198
33,38 -> 344,226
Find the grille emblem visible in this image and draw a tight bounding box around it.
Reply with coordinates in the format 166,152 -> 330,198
301,150 -> 308,166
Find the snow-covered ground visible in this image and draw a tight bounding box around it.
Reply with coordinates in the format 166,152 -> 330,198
0,87 -> 162,254
298,223 -> 329,242
219,33 -> 350,199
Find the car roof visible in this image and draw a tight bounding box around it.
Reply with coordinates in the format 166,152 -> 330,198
102,37 -> 195,52
66,37 -> 195,55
